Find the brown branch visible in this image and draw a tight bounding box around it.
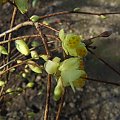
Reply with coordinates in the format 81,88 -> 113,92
85,77 -> 120,86
0,58 -> 32,76
39,10 -> 120,20
0,21 -> 33,38
39,23 -> 59,33
0,34 -> 59,45
84,30 -> 112,46
6,6 -> 17,76
34,23 -> 51,57
44,74 -> 51,120
56,90 -> 65,120
88,49 -> 120,77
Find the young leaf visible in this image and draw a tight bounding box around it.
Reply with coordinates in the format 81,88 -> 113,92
0,45 -> 8,55
30,15 -> 40,22
27,60 -> 42,73
15,0 -> 28,14
59,29 -> 65,41
15,40 -> 30,56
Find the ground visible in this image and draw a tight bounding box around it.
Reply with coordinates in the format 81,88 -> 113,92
0,0 -> 120,120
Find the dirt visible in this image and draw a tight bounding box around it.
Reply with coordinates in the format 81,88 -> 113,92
0,0 -> 120,120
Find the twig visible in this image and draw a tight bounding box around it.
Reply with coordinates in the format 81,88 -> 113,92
34,22 -> 51,57
0,58 -> 32,76
6,6 -> 17,79
39,23 -> 59,33
88,48 -> 120,77
39,10 -> 120,20
84,30 -> 112,46
0,9 -> 117,38
84,77 -> 120,86
44,74 -> 51,120
0,34 -> 58,45
56,90 -> 65,120
0,21 -> 33,38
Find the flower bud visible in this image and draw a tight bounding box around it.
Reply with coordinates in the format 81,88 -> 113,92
31,50 -> 39,59
0,80 -> 5,87
26,82 -> 34,88
30,15 -> 40,22
45,57 -> 60,74
53,77 -> 64,101
24,68 -> 29,73
6,88 -> 13,94
22,73 -> 27,78
17,60 -> 22,64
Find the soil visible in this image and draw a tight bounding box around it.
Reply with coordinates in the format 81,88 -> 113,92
0,0 -> 120,120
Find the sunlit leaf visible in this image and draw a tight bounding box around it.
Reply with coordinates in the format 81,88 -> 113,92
15,39 -> 30,56
27,60 -> 42,73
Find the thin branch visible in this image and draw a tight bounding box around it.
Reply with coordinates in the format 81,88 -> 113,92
39,23 -> 59,33
0,10 -> 117,39
0,58 -> 32,76
34,22 -> 51,57
6,6 -> 17,78
84,30 -> 112,46
44,74 -> 51,120
88,48 -> 120,77
0,34 -> 58,45
39,10 -> 120,20
56,90 -> 65,120
84,77 -> 120,86
7,7 -> 17,55
0,21 -> 33,38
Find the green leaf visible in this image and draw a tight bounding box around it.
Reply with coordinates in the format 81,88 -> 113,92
31,41 -> 40,47
27,60 -> 42,73
40,54 -> 48,61
15,40 -> 30,56
26,82 -> 34,88
15,0 -> 28,14
59,29 -> 65,41
30,15 -> 40,22
0,45 -> 8,55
